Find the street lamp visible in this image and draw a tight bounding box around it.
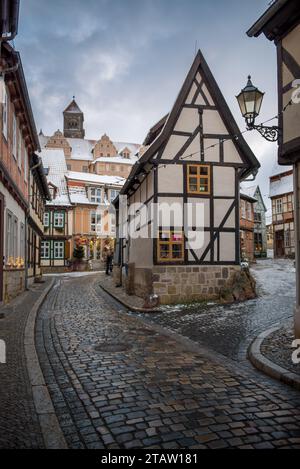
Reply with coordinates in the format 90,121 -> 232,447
236,76 -> 279,142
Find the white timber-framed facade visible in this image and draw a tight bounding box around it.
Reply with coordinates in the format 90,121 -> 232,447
114,50 -> 260,304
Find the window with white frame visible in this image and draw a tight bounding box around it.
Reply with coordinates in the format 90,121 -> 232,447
20,223 -> 25,259
6,211 -> 13,260
91,211 -> 102,232
24,144 -> 28,182
2,85 -> 8,140
44,212 -> 50,227
13,216 -> 18,258
275,198 -> 282,214
110,189 -> 119,203
90,188 -> 102,204
13,114 -> 17,159
41,241 -> 50,259
54,241 -> 64,259
17,128 -> 22,168
53,212 -> 64,228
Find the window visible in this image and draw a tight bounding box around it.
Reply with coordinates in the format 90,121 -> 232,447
246,202 -> 252,220
24,145 -> 28,182
20,223 -> 25,259
241,200 -> 246,219
187,165 -> 210,194
285,230 -> 291,248
275,198 -> 282,214
2,84 -> 8,139
254,212 -> 262,222
13,216 -> 18,258
44,212 -> 50,227
91,211 -> 102,232
158,231 -> 184,262
12,114 -> 17,159
6,211 -> 13,260
82,166 -> 88,172
18,128 -> 22,168
110,189 -> 119,203
54,212 -> 64,228
54,241 -> 64,259
41,241 -> 50,259
90,188 -> 102,204
67,164 -> 71,171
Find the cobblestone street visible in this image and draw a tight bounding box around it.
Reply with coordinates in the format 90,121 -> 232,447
35,272 -> 300,449
0,283 -> 50,449
141,259 -> 295,362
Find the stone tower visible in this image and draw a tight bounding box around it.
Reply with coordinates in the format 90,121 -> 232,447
63,98 -> 85,139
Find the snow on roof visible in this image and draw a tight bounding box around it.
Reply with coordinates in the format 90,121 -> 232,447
269,173 -> 293,198
240,184 -> 256,199
66,171 -> 125,187
271,160 -> 293,177
91,155 -> 138,166
68,187 -> 98,206
39,148 -> 71,206
66,138 -> 95,160
39,135 -> 141,160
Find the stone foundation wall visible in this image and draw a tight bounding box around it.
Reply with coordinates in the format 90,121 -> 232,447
125,264 -> 153,298
152,265 -> 241,305
3,269 -> 25,303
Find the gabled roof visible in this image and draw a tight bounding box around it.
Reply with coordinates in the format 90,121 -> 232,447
121,49 -> 260,195
240,184 -> 267,212
143,113 -> 169,146
247,0 -> 300,41
39,148 -> 71,207
63,98 -> 83,114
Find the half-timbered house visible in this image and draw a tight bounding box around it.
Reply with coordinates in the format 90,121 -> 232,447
114,50 -> 260,304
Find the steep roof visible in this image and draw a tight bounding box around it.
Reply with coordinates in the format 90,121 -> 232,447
240,184 -> 267,211
270,172 -> 293,198
39,148 -> 71,207
121,49 -> 260,195
66,171 -> 125,187
63,98 -> 83,114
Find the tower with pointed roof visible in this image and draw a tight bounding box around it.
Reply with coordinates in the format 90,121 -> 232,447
63,97 -> 85,139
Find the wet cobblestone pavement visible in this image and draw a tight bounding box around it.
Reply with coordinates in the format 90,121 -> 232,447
261,320 -> 300,377
0,284 -> 49,449
35,273 -> 300,449
141,259 -> 295,362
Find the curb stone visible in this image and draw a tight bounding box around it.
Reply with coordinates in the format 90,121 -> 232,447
24,278 -> 68,449
99,283 -> 161,314
248,326 -> 300,392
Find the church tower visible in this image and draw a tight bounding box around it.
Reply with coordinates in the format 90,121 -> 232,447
63,97 -> 85,139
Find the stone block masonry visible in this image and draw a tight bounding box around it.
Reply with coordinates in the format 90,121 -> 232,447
3,269 -> 25,304
152,265 -> 241,305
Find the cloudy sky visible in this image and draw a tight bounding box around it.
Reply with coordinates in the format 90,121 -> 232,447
15,0 -> 280,218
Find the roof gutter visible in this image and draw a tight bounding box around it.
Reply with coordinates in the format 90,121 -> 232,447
247,0 -> 289,37
0,0 -> 20,41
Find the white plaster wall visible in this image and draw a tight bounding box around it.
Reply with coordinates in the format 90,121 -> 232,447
158,165 -> 183,193
1,183 -> 26,260
219,232 -> 236,261
203,110 -> 228,135
213,167 -> 235,197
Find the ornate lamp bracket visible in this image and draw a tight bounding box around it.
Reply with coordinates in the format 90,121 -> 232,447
247,124 -> 280,142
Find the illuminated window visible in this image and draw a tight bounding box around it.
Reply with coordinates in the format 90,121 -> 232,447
158,231 -> 184,262
187,165 -> 210,194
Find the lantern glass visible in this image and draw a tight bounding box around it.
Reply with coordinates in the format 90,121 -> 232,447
236,76 -> 264,127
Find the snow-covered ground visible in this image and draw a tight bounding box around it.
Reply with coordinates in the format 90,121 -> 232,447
144,258 -> 296,362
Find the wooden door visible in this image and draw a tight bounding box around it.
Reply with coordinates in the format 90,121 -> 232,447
275,230 -> 284,257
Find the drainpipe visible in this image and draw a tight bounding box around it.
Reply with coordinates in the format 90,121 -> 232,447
294,162 -> 300,339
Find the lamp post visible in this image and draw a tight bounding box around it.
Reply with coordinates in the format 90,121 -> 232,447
236,76 -> 279,142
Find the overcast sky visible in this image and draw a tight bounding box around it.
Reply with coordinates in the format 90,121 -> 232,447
15,0 -> 280,219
